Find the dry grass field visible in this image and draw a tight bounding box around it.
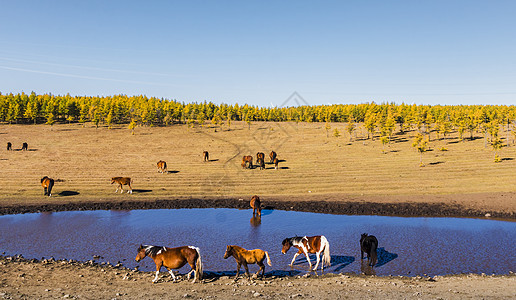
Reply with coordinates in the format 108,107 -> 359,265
0,121 -> 515,214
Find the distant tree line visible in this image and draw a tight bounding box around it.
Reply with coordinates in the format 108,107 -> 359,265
1,92 -> 515,141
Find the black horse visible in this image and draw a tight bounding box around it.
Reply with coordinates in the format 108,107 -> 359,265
360,233 -> 378,267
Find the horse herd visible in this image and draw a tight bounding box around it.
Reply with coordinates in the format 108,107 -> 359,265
6,141 -> 28,151
134,195 -> 380,284
37,149 -> 281,197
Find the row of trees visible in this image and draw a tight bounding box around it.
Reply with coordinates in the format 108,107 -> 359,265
1,92 -> 515,140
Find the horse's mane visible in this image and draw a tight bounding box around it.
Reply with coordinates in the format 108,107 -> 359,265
285,236 -> 305,245
142,245 -> 166,257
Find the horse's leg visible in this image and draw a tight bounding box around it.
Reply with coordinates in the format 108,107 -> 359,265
303,251 -> 312,270
243,262 -> 250,279
313,251 -> 321,271
153,262 -> 163,283
235,263 -> 241,279
127,184 -> 132,194
256,261 -> 265,277
167,268 -> 177,282
289,253 -> 300,266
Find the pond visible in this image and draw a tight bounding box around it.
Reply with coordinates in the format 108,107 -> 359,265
0,208 -> 514,277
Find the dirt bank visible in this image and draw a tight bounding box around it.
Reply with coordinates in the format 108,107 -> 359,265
0,255 -> 514,300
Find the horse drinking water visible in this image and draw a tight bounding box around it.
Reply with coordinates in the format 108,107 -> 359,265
135,244 -> 203,283
223,245 -> 271,279
281,235 -> 331,271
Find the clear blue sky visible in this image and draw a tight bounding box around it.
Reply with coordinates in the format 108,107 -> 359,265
1,0 -> 515,107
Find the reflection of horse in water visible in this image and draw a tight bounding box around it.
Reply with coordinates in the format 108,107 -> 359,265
360,233 -> 378,266
223,245 -> 271,279
250,195 -> 261,216
250,215 -> 261,227
281,235 -> 330,271
41,176 -> 54,197
135,244 -> 203,283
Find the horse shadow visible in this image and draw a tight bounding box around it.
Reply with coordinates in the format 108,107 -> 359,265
375,247 -> 398,267
208,159 -> 219,162
502,157 -> 514,161
260,209 -> 274,216
331,255 -> 355,272
58,191 -> 80,197
132,189 -> 153,193
429,161 -> 444,165
166,170 -> 180,174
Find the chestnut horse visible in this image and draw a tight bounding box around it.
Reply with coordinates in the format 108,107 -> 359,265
111,177 -> 133,194
360,233 -> 378,266
257,158 -> 265,170
242,155 -> 253,169
135,244 -> 203,283
256,152 -> 265,163
223,245 -> 271,279
41,176 -> 54,197
269,151 -> 277,163
250,195 -> 261,216
281,235 -> 331,271
203,151 -> 209,162
157,160 -> 167,173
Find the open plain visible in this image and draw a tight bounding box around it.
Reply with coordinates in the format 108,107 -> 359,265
0,121 -> 515,299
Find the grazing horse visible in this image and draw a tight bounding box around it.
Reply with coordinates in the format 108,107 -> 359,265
281,235 -> 331,271
7,142 -> 12,151
269,151 -> 277,163
135,244 -> 203,283
250,195 -> 261,216
41,176 -> 54,197
273,158 -> 279,170
157,160 -> 167,173
256,152 -> 265,163
22,142 -> 28,151
111,177 -> 133,194
257,158 -> 265,170
360,233 -> 378,266
203,151 -> 209,162
223,245 -> 271,279
242,155 -> 253,169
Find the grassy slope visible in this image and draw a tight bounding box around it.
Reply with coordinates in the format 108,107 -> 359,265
0,122 -> 515,210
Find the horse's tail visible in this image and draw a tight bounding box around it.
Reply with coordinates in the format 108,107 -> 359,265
321,235 -> 331,267
264,251 -> 272,266
194,247 -> 203,280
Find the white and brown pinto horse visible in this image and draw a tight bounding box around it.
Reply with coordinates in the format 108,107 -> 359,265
281,235 -> 330,271
135,244 -> 203,283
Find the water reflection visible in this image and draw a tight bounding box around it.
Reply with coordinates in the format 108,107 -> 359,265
0,209 -> 514,276
250,216 -> 261,227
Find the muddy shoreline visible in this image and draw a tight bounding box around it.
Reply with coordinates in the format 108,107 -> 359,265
0,198 -> 513,220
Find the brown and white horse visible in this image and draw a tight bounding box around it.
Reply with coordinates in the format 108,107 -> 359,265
135,244 -> 203,283
223,245 -> 271,279
281,235 -> 331,271
157,160 -> 167,173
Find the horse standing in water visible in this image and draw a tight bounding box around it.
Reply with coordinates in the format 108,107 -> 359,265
281,235 -> 331,271
135,244 -> 203,283
250,195 -> 261,216
41,176 -> 54,197
223,245 -> 271,279
360,233 -> 378,266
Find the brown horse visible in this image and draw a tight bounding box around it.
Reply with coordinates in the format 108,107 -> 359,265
111,177 -> 133,194
257,158 -> 265,170
223,245 -> 271,279
256,152 -> 265,163
250,195 -> 261,216
269,151 -> 277,163
135,244 -> 203,283
7,142 -> 12,151
242,155 -> 253,169
273,158 -> 279,170
22,142 -> 28,151
203,151 -> 209,162
41,176 -> 54,197
157,160 -> 167,173
281,235 -> 331,271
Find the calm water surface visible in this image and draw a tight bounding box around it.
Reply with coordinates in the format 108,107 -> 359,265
0,208 -> 514,276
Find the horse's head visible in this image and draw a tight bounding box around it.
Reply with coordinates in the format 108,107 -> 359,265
135,245 -> 146,262
111,178 -> 116,184
281,238 -> 292,254
360,233 -> 368,243
223,245 -> 233,259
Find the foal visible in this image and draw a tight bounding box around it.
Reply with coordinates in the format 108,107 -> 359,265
135,244 -> 203,283
223,245 -> 271,279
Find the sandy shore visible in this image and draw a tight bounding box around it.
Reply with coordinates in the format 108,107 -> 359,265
0,256 -> 514,300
